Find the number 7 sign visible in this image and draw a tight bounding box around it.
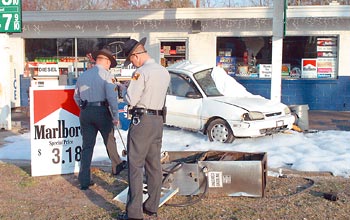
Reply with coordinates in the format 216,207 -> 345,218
0,0 -> 22,33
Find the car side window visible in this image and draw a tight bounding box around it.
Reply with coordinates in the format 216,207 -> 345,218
169,73 -> 196,97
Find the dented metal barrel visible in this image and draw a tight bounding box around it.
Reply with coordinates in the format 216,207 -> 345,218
161,151 -> 267,198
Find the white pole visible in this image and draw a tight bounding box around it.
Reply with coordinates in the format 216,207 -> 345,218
75,37 -> 78,77
0,34 -> 12,130
271,0 -> 285,102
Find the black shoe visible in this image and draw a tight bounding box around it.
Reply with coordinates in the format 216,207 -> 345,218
143,205 -> 157,217
117,212 -> 143,220
80,181 -> 95,190
113,160 -> 127,175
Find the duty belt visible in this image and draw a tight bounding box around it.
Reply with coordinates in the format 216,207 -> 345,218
86,101 -> 108,107
129,108 -> 163,116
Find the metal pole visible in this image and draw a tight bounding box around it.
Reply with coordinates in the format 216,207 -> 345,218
0,34 -> 12,130
270,0 -> 285,102
75,37 -> 78,77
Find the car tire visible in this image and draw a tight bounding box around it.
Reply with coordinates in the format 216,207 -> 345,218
207,118 -> 235,143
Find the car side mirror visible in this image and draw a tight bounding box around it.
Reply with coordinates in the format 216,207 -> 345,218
186,92 -> 201,99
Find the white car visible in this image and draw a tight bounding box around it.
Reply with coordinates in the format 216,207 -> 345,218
165,61 -> 295,143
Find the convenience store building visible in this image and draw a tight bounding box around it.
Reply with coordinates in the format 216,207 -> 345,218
7,6 -> 350,111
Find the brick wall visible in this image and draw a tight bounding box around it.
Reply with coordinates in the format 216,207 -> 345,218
236,76 -> 350,111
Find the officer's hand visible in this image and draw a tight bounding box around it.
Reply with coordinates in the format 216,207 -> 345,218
117,82 -> 127,91
123,80 -> 130,88
113,119 -> 120,128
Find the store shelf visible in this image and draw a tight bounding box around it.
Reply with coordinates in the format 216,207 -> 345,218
58,62 -> 87,69
164,55 -> 186,58
161,41 -> 187,67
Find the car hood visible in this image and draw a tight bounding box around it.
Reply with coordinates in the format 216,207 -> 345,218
209,96 -> 287,113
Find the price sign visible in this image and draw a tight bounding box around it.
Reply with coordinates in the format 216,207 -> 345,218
0,0 -> 22,33
30,87 -> 81,176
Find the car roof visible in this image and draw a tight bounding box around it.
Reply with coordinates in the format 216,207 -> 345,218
167,60 -> 212,74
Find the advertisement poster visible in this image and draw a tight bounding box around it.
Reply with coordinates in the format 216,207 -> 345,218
258,64 -> 290,78
317,37 -> 337,61
281,64 -> 291,77
317,58 -> 336,78
317,37 -> 337,47
301,59 -> 317,78
216,56 -> 236,75
30,86 -> 81,176
258,64 -> 272,78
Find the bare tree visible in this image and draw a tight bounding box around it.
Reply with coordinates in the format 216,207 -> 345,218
287,0 -> 350,5
147,0 -> 169,9
22,0 -> 132,10
246,0 -> 271,6
21,0 -> 350,10
200,0 -> 218,7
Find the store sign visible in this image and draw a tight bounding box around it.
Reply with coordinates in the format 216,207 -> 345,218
37,63 -> 59,76
0,0 -> 22,33
258,64 -> 272,78
30,87 -> 81,176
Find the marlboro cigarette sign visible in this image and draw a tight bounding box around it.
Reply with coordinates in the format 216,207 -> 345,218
30,86 -> 81,176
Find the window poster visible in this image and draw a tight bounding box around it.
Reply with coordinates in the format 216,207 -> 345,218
216,56 -> 236,75
317,37 -> 337,47
317,58 -> 336,78
281,64 -> 291,77
258,64 -> 272,78
301,59 -> 317,78
316,37 -> 337,78
317,37 -> 337,58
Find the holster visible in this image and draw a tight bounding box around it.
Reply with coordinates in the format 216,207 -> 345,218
162,106 -> 167,123
79,100 -> 88,109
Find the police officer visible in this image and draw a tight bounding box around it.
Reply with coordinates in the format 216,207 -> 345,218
74,48 -> 126,190
117,38 -> 170,220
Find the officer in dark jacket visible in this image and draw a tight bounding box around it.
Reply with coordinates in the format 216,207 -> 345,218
117,38 -> 170,220
74,49 -> 126,190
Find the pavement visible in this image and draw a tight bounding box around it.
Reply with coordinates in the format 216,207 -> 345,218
308,110 -> 350,131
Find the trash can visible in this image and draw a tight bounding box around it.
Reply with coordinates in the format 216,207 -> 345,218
118,102 -> 130,131
289,104 -> 309,131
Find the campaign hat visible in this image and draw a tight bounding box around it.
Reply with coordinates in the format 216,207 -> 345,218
122,37 -> 147,67
92,48 -> 117,68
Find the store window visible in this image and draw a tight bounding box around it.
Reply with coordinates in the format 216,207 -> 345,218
160,41 -> 187,67
25,38 -> 130,76
216,36 -> 338,79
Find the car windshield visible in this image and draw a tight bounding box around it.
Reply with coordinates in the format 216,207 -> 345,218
193,68 -> 222,97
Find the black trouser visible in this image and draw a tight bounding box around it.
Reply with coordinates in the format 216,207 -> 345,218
126,114 -> 163,219
78,106 -> 122,187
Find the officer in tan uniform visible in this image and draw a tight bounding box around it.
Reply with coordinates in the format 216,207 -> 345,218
117,38 -> 170,220
74,49 -> 126,190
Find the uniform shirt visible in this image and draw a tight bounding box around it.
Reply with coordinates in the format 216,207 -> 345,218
124,58 -> 170,110
74,64 -> 119,120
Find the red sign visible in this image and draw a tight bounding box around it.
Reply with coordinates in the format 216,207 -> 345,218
30,86 -> 81,176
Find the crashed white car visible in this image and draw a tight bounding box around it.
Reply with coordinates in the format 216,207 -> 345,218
165,61 -> 295,143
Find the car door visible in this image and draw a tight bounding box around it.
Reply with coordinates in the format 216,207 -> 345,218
165,73 -> 203,130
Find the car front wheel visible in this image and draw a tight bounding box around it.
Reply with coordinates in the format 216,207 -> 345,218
207,119 -> 235,143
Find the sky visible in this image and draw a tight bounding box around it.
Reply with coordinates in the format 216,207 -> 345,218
1,66 -> 349,178
1,123 -> 350,178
